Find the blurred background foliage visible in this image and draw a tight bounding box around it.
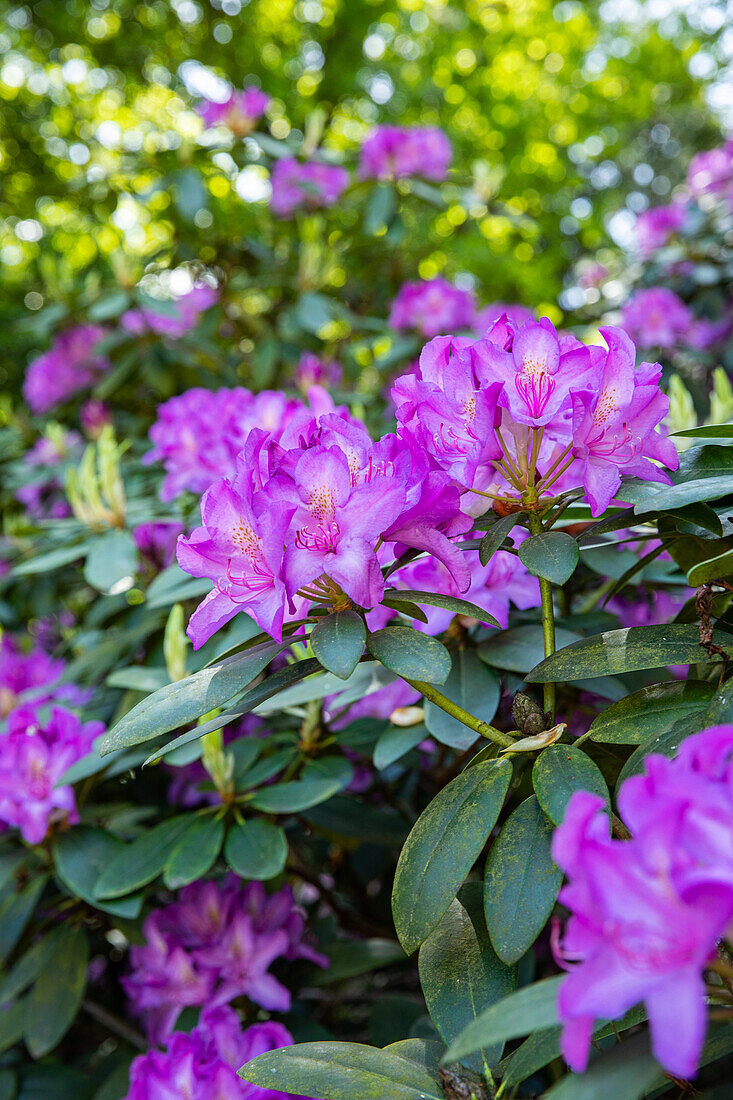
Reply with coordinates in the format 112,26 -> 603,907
0,0 -> 731,393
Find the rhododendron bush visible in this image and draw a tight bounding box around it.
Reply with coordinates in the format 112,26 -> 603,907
2,6 -> 733,1100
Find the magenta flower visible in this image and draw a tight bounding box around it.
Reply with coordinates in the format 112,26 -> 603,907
474,302 -> 534,334
0,705 -> 103,845
553,725 -> 733,1080
15,429 -> 83,520
635,203 -> 687,259
294,352 -> 343,393
270,158 -> 350,217
133,521 -> 184,573
359,125 -> 452,181
0,633 -> 89,716
621,287 -> 694,351
686,142 -> 733,202
198,87 -> 270,135
389,278 -> 476,338
124,1006 -> 299,1100
79,398 -> 112,438
23,325 -> 110,414
121,283 -> 218,340
570,327 -> 679,515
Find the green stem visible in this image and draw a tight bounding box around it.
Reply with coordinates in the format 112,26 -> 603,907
527,511 -> 556,721
404,678 -> 515,749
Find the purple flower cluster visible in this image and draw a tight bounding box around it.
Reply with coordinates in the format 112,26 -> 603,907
634,202 -> 686,259
621,287 -> 730,353
124,877 -> 326,1042
0,633 -> 88,716
270,158 -> 350,217
474,302 -> 534,335
553,725 -> 733,1079
15,429 -> 83,520
133,522 -> 185,572
198,87 -> 270,135
177,412 -> 471,648
392,317 -> 678,517
294,352 -> 343,393
23,325 -> 110,414
359,125 -> 452,181
124,1005 -> 301,1100
121,284 -> 219,340
686,140 -> 733,204
389,278 -> 476,338
0,705 -> 102,844
144,384 -> 341,502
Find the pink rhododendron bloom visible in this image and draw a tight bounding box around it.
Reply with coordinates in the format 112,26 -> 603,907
359,125 -> 452,181
294,352 -> 343,393
23,325 -> 110,414
635,202 -> 687,259
553,726 -> 733,1080
124,877 -> 325,1042
124,1006 -> 301,1100
133,521 -> 184,572
0,633 -> 88,715
621,287 -> 694,351
0,705 -> 103,844
570,327 -> 679,515
122,284 -> 218,340
389,279 -> 476,338
198,87 -> 270,135
15,429 -> 83,520
686,141 -> 733,202
270,158 -> 350,217
474,302 -> 534,334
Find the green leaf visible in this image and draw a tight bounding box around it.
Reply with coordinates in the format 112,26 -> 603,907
588,680 -> 715,744
164,816 -> 224,889
83,530 -> 139,594
0,876 -> 49,964
0,1071 -> 14,1100
368,627 -> 451,685
479,512 -> 526,566
688,546 -> 733,585
443,976 -> 562,1062
616,715 -> 702,788
249,757 -> 353,814
384,589 -> 500,628
101,640 -> 284,755
418,885 -> 516,1071
374,724 -> 427,769
24,925 -> 88,1057
0,928 -> 65,1006
519,531 -> 580,585
53,827 -> 142,918
364,183 -> 396,234
479,625 -> 581,674
540,1031 -> 659,1100
484,796 -> 561,964
424,651 -> 500,750
532,745 -> 609,825
146,564 -> 212,609
174,167 -> 207,220
632,445 -> 733,512
672,423 -> 733,438
310,611 -> 365,680
239,1042 -> 443,1100
106,667 -> 169,692
11,541 -> 92,578
224,819 -> 287,880
94,816 -> 190,899
707,676 -> 733,724
380,597 -> 429,624
0,998 -> 26,1056
313,939 -> 406,985
392,759 -> 512,954
303,797 -> 409,847
526,625 -> 733,683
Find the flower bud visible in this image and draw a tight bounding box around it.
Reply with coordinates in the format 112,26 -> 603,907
512,692 -> 546,736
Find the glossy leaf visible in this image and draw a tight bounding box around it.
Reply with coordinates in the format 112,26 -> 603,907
688,546 -> 733,585
373,724 -> 427,770
164,816 -> 224,889
418,885 -> 515,1071
367,627 -> 451,685
532,745 -> 609,825
24,925 -> 88,1057
224,819 -> 287,880
0,876 -> 49,964
707,676 -> 733,724
588,680 -> 715,744
53,827 -> 142,919
526,624 -> 733,683
424,650 -> 500,750
519,531 -> 580,585
479,625 -> 581,674
392,759 -> 512,954
239,1042 -> 443,1100
479,511 -> 526,566
94,816 -> 190,899
310,610 -> 366,680
443,976 -> 562,1062
484,796 -> 562,964
249,757 -> 353,814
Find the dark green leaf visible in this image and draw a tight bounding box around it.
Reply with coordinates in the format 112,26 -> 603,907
11,542 -> 91,578
24,925 -> 88,1057
380,597 -> 429,624
526,625 -> 733,683
313,939 -> 405,985
688,546 -> 733,585
616,715 -> 703,788
384,590 -> 500,628
519,532 -> 579,585
392,759 -> 512,954
479,512 -> 526,566
707,676 -> 733,724
0,929 -> 64,1006
479,625 -> 581,674
0,1071 -> 14,1100
424,651 -> 500,750
533,745 -> 609,825
164,816 -> 224,889
418,885 -> 515,1071
83,530 -> 138,594
484,796 -> 561,964
540,1031 -> 659,1100
0,877 -> 49,964
443,976 -> 562,1062
224,819 -> 287,880
672,424 -> 733,439
588,680 -> 715,744
239,1042 -> 443,1100
94,816 -> 190,899
249,757 -> 353,814
632,445 -> 733,512
303,798 -> 409,847
364,183 -> 396,234
310,611 -> 365,680
54,827 -> 142,918
374,724 -> 427,769
102,640 -> 285,755
368,627 -> 451,685
0,998 -> 25,1056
